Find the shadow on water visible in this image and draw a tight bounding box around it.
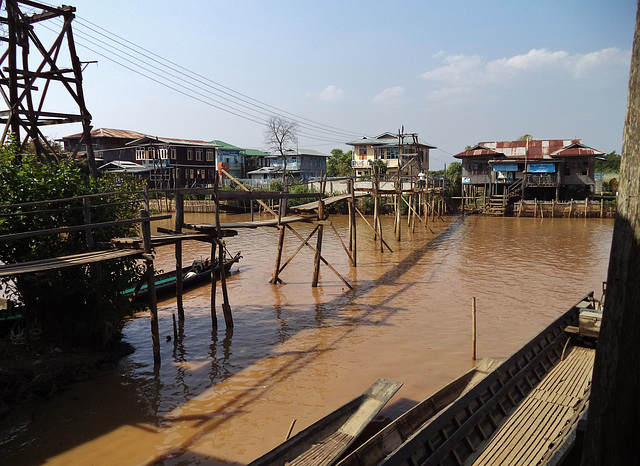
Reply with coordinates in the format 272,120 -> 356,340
0,216 -> 468,465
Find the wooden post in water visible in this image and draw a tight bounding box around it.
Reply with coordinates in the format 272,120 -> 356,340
175,192 -> 184,320
210,239 -> 218,329
213,176 -> 233,328
471,296 -> 477,361
271,226 -> 286,284
396,189 -> 402,242
350,179 -> 357,266
141,208 -> 160,365
312,198 -> 325,287
585,197 -> 589,217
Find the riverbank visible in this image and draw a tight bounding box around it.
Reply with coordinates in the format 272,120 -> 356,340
0,335 -> 134,416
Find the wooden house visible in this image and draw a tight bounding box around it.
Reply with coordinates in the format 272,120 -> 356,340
125,136 -> 220,188
454,139 -> 604,201
60,128 -> 147,163
346,132 -> 435,178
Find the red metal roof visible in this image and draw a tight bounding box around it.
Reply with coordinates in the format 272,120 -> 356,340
454,139 -> 603,160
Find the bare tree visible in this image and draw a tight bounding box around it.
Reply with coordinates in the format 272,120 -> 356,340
264,115 -> 299,198
264,115 -> 299,154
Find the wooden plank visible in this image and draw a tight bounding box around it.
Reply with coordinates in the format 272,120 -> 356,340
186,215 -> 314,230
291,192 -> 369,212
0,214 -> 172,242
0,248 -> 145,277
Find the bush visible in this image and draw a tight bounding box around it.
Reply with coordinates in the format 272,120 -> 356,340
0,141 -> 145,348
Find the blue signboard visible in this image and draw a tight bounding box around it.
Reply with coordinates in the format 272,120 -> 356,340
492,162 -> 518,172
528,163 -> 556,173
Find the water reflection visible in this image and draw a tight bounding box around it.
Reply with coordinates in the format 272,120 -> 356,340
0,214 -> 614,465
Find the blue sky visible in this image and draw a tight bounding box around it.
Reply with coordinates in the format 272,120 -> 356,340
37,0 -> 637,169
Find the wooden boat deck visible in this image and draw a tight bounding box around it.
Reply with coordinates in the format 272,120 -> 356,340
471,345 -> 595,465
375,295 -> 597,466
250,378 -> 402,466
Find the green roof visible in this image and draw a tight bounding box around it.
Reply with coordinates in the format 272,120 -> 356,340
209,140 -> 242,151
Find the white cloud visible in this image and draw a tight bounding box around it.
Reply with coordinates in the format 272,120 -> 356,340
372,86 -> 405,105
422,48 -> 631,102
318,85 -> 344,102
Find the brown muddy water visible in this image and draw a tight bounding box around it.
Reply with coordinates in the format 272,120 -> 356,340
1,213 -> 613,465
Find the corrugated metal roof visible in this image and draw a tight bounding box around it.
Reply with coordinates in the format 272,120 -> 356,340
63,128 -> 148,140
126,136 -> 219,147
346,133 -> 436,149
454,139 -> 602,160
283,148 -> 329,157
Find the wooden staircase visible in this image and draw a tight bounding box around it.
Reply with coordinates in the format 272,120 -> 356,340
485,194 -> 507,215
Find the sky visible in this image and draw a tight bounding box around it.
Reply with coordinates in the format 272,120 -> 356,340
29,0 -> 638,170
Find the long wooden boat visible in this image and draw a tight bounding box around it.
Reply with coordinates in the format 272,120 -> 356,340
124,252 -> 241,301
338,293 -> 600,466
249,378 -> 403,466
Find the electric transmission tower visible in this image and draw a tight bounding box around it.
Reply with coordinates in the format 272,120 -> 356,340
0,0 -> 96,174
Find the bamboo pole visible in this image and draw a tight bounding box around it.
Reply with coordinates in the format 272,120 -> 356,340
472,296 -> 477,361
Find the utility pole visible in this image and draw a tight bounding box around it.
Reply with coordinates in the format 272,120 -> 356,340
0,1 -> 96,174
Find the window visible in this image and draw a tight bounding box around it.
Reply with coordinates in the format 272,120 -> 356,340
158,148 -> 168,159
358,146 -> 366,156
148,146 -> 155,158
208,169 -> 215,178
136,147 -> 145,160
196,149 -> 203,161
187,149 -> 193,161
170,147 -> 177,160
189,169 -> 195,179
206,150 -> 214,161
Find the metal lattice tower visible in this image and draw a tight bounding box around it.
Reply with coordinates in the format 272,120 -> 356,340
0,0 -> 96,173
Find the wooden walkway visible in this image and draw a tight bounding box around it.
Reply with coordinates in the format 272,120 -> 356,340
472,345 -> 595,465
290,192 -> 370,212
185,215 -> 314,230
0,248 -> 145,277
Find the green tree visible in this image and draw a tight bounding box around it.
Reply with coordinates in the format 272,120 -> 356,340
595,151 -> 621,173
446,161 -> 463,193
0,140 -> 144,347
371,159 -> 387,176
517,134 -> 535,141
327,149 -> 354,177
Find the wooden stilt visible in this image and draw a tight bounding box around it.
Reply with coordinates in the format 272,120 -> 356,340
285,224 -> 352,289
141,208 -> 160,365
218,239 -> 233,327
210,240 -> 218,329
270,226 -> 286,284
175,192 -> 184,320
350,179 -> 357,266
395,188 -> 402,242
214,172 -> 232,328
355,207 -> 393,252
312,199 -> 325,287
